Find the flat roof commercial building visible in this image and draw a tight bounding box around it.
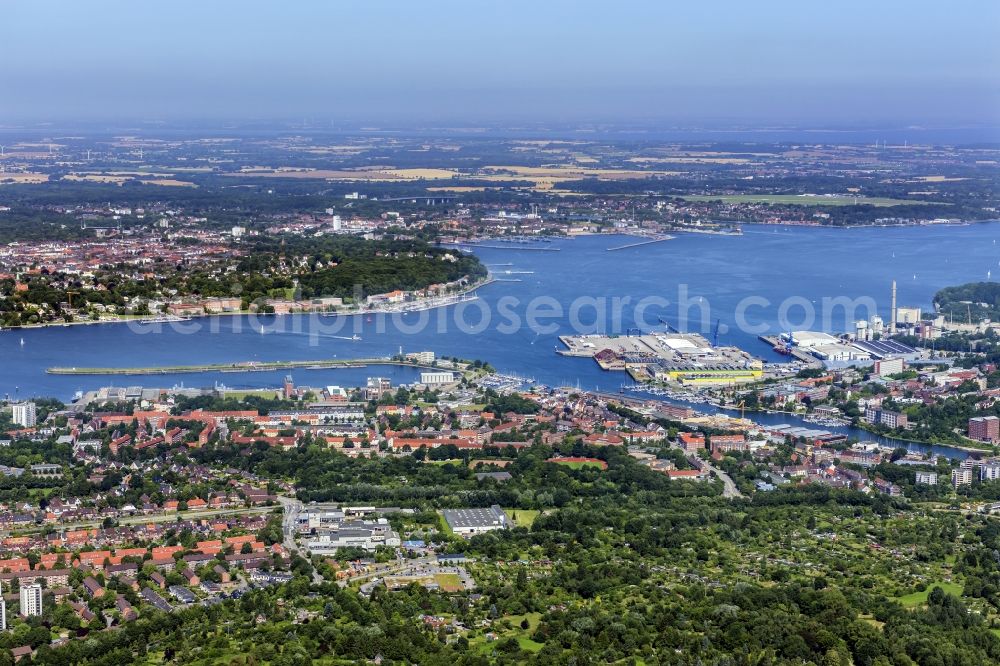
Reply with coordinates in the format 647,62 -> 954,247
421,371 -> 456,385
443,505 -> 508,537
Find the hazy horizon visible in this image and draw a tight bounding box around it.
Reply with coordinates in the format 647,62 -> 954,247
2,1 -> 999,128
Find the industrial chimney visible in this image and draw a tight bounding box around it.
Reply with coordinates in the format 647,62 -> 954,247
890,280 -> 897,335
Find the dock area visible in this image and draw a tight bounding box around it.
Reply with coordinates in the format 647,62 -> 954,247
606,235 -> 673,251
557,333 -> 763,386
759,335 -> 824,366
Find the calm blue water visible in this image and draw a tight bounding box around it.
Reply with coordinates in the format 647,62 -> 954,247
5,222 -> 1000,457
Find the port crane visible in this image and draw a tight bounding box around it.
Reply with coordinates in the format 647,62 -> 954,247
712,318 -> 721,346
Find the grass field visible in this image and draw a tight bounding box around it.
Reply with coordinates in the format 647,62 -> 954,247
469,613 -> 544,654
556,460 -> 604,470
433,573 -> 463,592
893,581 -> 963,608
679,194 -> 941,207
516,636 -> 545,652
218,389 -> 279,400
504,509 -> 540,528
438,513 -> 453,536
501,613 -> 544,653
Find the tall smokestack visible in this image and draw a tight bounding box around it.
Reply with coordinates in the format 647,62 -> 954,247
890,280 -> 897,335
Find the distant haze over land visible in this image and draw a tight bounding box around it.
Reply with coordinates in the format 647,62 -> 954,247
2,1 -> 998,129
1,122 -> 999,147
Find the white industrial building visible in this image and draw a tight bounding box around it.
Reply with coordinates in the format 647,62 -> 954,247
297,506 -> 405,553
786,331 -> 841,348
420,371 -> 455,385
304,520 -> 401,553
785,331 -> 918,369
442,505 -> 508,537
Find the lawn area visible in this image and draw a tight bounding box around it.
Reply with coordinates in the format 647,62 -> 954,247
220,389 -> 278,400
506,612 -> 544,652
559,460 -> 603,470
438,513 -> 453,536
894,581 -> 963,608
433,573 -> 463,592
504,508 -> 540,528
507,612 -> 542,631
517,637 -> 545,652
679,194 -> 941,207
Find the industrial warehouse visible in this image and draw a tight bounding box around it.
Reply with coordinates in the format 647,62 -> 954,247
442,506 -> 509,537
295,505 -> 406,553
771,331 -> 920,368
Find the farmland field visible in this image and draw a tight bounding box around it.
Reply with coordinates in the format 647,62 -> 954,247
0,172 -> 49,184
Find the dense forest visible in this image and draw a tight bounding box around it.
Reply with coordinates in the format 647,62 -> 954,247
256,235 -> 487,300
933,281 -> 1000,323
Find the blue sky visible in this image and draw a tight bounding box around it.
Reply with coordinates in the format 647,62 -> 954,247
2,0 -> 999,126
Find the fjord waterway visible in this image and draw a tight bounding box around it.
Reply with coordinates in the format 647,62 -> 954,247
5,223 -> 1000,457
